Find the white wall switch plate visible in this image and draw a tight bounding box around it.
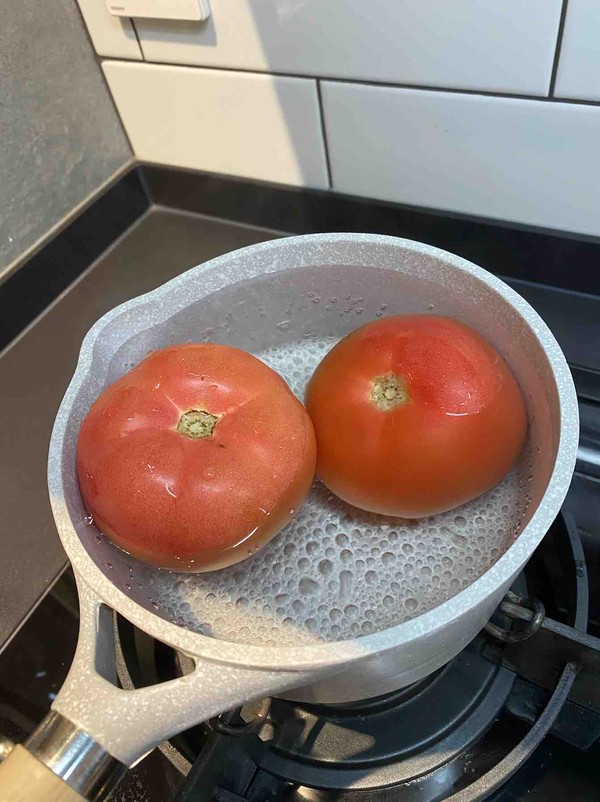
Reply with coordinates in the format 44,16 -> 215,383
106,0 -> 210,22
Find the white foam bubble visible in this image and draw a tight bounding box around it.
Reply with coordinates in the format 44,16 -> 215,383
135,336 -> 529,646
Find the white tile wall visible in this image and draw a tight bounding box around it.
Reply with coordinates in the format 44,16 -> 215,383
76,0 -> 142,60
554,0 -> 600,101
135,0 -> 562,95
321,81 -> 600,236
78,0 -> 600,238
102,61 -> 328,188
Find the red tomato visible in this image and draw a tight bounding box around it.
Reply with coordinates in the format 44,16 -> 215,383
77,344 -> 316,571
306,316 -> 526,518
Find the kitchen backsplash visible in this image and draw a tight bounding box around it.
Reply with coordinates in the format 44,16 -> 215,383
81,0 -> 600,236
0,0 -> 132,281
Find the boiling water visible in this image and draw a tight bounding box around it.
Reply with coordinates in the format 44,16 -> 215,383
132,336 -> 529,646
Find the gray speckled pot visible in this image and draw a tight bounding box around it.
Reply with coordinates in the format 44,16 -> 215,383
47,233 -> 578,768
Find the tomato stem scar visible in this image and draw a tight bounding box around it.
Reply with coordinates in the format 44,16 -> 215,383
177,409 -> 219,438
370,372 -> 410,411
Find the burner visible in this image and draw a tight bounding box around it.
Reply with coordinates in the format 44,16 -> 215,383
116,623 -> 517,800
257,639 -> 513,792
113,512 -> 599,801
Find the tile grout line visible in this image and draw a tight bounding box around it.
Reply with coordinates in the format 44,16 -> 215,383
316,80 -> 333,190
549,0 -> 570,97
98,52 -> 600,109
130,17 -> 145,61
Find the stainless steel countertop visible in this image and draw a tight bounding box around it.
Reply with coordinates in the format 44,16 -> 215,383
0,209 -> 279,651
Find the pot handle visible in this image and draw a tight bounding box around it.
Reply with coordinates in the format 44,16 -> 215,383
0,577 -> 325,801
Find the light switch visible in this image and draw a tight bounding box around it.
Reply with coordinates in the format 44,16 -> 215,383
105,0 -> 210,22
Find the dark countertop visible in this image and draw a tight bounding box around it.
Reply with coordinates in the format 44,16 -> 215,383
0,209 -> 280,651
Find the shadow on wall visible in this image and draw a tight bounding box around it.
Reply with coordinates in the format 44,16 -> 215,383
245,0 -> 333,190
132,1 -> 341,190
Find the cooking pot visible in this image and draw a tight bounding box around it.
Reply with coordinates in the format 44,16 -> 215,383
0,234 -> 578,801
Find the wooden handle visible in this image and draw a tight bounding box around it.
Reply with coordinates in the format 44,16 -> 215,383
0,745 -> 84,802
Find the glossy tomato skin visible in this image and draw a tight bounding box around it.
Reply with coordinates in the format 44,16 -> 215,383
306,315 -> 526,518
77,344 -> 316,571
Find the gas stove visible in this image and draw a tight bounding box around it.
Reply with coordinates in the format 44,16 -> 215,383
1,469 -> 599,801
